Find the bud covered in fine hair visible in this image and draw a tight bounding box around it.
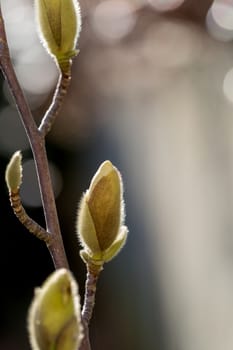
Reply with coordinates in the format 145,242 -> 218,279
28,269 -> 83,350
5,151 -> 22,192
35,0 -> 81,66
77,160 -> 128,265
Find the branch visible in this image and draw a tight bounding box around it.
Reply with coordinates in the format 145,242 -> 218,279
0,5 -> 68,269
1,6 -> 93,350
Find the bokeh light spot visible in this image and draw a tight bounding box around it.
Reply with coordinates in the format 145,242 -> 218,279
206,7 -> 233,42
2,0 -> 58,106
14,61 -> 58,96
211,1 -> 233,30
1,2 -> 37,55
206,1 -> 233,42
91,0 -> 137,43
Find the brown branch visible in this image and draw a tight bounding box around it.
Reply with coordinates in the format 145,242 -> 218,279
0,6 -> 68,269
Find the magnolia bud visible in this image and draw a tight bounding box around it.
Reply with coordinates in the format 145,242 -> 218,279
35,0 -> 81,67
5,151 -> 22,192
28,269 -> 83,350
77,160 -> 128,265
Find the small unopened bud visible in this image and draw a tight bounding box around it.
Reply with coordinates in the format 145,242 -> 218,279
28,268 -> 83,350
5,151 -> 22,192
35,0 -> 81,67
77,160 -> 128,265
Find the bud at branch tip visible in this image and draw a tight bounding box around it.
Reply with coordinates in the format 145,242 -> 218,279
76,160 -> 128,266
35,0 -> 82,67
5,151 -> 22,192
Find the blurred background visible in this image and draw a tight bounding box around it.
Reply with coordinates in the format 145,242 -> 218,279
1,0 -> 233,349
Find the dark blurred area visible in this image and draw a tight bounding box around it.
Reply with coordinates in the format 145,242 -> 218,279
1,0 -> 233,349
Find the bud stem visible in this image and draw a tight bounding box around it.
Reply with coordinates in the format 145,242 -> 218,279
39,60 -> 72,137
79,322 -> 92,350
80,264 -> 102,349
82,264 -> 103,324
9,189 -> 50,243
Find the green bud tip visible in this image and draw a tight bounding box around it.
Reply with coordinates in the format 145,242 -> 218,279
35,0 -> 82,66
77,160 -> 128,265
28,268 -> 83,350
5,151 -> 22,192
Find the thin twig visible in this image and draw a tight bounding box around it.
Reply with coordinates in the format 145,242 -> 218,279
9,189 -> 50,243
79,321 -> 92,350
82,266 -> 101,325
39,62 -> 72,137
79,264 -> 102,350
0,6 -> 68,269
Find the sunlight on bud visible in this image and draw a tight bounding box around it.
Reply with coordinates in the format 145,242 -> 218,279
35,0 -> 81,66
28,269 -> 83,350
91,0 -> 137,43
5,151 -> 22,192
147,0 -> 184,12
206,1 -> 233,42
77,160 -> 128,265
223,67 -> 233,104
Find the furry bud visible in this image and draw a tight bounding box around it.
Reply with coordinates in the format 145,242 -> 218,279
28,269 -> 83,350
5,151 -> 22,192
77,161 -> 128,265
35,0 -> 81,68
